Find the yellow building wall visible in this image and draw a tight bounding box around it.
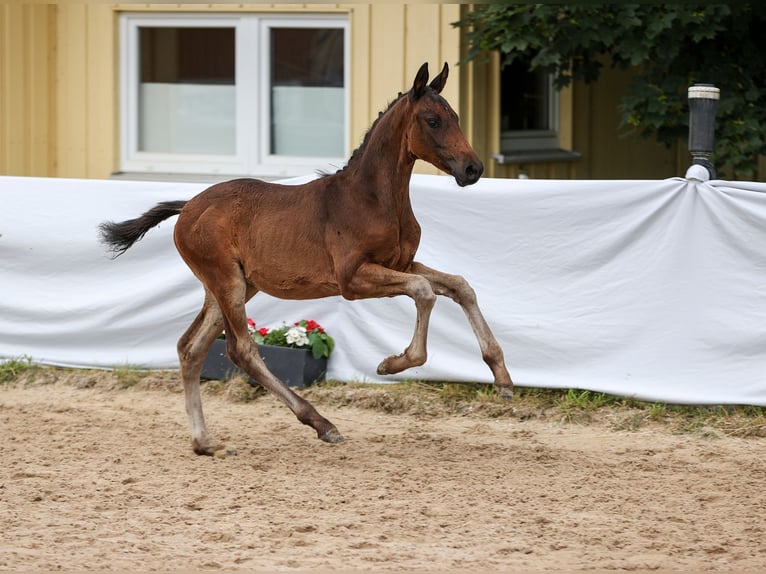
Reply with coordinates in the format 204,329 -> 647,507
55,4 -> 117,178
571,66 -> 686,180
0,4 -> 56,176
0,3 -> 462,180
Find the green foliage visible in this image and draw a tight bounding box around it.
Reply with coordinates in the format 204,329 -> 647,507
456,4 -> 766,178
0,356 -> 37,384
307,329 -> 335,359
261,327 -> 287,347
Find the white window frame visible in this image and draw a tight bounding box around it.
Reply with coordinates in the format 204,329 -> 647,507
119,12 -> 349,178
257,15 -> 350,174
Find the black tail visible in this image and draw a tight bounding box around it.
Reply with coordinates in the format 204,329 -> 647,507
98,200 -> 187,258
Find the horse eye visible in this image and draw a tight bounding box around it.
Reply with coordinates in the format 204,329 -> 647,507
426,117 -> 441,129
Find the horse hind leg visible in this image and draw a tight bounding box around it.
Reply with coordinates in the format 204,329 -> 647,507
177,291 -> 234,456
224,321 -> 344,444
208,276 -> 344,445
238,338 -> 344,442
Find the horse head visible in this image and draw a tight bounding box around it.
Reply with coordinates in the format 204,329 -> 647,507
406,62 -> 484,187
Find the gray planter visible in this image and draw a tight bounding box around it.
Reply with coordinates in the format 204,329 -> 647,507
201,339 -> 327,389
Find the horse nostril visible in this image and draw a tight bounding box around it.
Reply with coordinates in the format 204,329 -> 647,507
465,161 -> 483,183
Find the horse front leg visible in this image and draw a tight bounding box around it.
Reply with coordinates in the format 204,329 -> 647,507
410,261 -> 514,398
343,263 -> 437,375
376,277 -> 436,375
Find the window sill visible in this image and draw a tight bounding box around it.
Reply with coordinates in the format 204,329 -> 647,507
492,149 -> 581,165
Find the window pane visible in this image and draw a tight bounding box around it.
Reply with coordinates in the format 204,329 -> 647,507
501,60 -> 551,132
270,28 -> 345,157
138,27 -> 236,155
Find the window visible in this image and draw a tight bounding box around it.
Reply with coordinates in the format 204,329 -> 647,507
120,13 -> 349,178
268,26 -> 345,158
137,26 -> 236,156
493,58 -> 579,167
500,59 -> 559,152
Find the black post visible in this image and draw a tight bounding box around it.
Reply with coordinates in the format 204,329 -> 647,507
687,84 -> 720,180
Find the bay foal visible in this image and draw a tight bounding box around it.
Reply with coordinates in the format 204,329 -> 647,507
100,62 -> 513,456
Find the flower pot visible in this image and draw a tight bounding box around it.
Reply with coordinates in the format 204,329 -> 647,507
201,339 -> 327,389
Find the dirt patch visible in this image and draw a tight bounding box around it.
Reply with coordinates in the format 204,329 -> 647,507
1,371 -> 765,571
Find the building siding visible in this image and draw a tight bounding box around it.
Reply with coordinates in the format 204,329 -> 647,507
1,4 -> 55,176
1,3 -> 462,180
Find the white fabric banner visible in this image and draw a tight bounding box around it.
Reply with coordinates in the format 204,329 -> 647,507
1,174 -> 764,405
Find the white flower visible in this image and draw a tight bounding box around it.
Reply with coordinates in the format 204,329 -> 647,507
285,325 -> 309,347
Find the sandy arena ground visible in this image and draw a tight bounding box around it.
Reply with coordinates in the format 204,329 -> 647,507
1,373 -> 765,571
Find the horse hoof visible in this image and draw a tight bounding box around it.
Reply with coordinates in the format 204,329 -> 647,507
193,439 -> 232,457
495,385 -> 514,401
377,353 -> 410,375
319,428 -> 345,444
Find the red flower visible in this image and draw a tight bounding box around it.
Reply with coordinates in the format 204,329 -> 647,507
257,327 -> 269,337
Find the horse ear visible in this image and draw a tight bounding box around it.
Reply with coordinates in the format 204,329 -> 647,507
428,62 -> 449,94
411,62 -> 429,100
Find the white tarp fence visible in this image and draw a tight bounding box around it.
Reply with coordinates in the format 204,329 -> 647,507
1,174 -> 765,405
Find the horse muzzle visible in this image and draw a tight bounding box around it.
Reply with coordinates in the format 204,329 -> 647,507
453,159 -> 484,187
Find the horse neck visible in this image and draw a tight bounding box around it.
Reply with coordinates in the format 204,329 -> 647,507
345,98 -> 415,208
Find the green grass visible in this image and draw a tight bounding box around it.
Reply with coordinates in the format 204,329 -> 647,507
111,364 -> 151,389
648,402 -> 668,421
2,364 -> 765,438
306,381 -> 766,438
0,356 -> 37,384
